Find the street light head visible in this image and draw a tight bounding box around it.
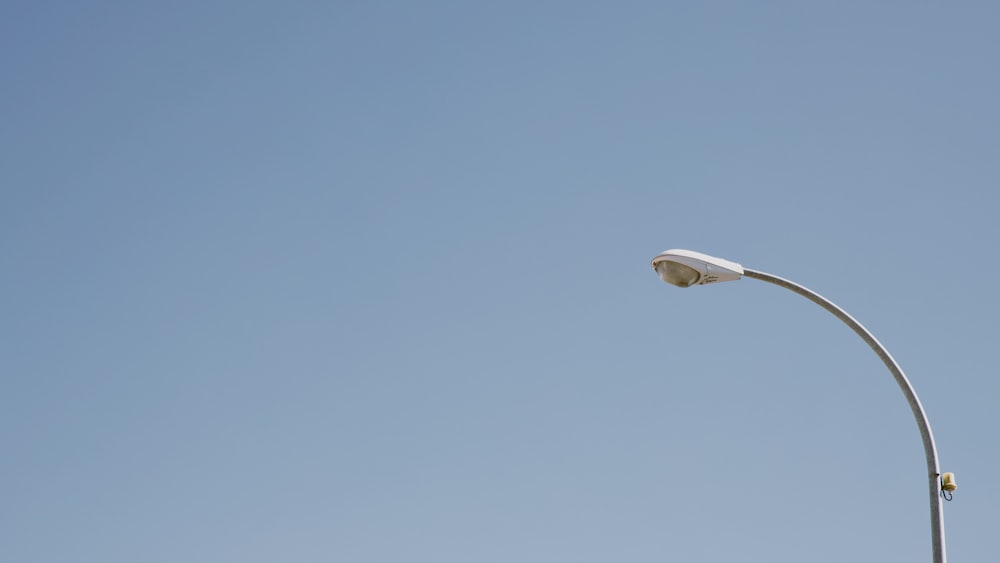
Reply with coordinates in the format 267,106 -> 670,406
651,249 -> 744,287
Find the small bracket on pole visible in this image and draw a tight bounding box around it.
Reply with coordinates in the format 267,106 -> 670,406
941,472 -> 957,501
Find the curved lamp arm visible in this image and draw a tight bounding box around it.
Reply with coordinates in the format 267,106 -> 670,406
742,268 -> 947,563
650,249 -> 951,563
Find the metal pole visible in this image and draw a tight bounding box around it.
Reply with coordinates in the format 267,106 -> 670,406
742,268 -> 946,563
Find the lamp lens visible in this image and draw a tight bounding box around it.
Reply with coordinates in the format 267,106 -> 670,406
656,261 -> 701,287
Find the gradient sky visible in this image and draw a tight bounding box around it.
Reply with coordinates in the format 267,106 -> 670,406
2,2 -> 998,562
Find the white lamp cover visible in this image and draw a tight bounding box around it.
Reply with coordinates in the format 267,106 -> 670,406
651,249 -> 744,286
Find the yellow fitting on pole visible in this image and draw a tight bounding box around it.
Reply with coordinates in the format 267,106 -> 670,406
941,472 -> 957,492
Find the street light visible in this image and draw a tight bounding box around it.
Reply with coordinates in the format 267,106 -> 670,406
651,248 -> 955,563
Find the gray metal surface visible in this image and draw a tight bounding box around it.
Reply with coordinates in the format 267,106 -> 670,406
742,268 -> 946,563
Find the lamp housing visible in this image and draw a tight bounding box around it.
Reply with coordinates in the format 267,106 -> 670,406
651,249 -> 744,287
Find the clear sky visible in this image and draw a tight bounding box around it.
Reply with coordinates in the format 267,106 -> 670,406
2,2 -> 998,562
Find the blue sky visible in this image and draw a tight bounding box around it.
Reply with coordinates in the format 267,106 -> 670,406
2,2 -> 998,561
